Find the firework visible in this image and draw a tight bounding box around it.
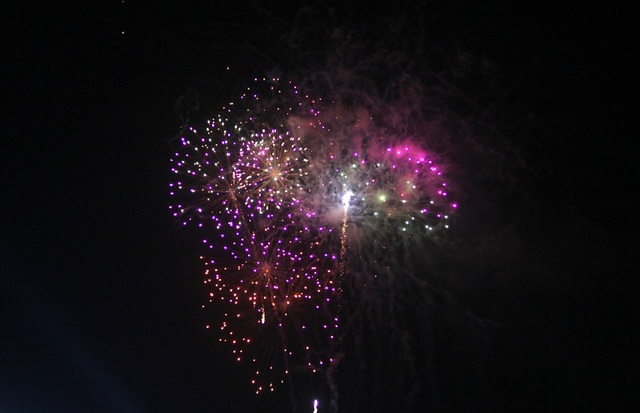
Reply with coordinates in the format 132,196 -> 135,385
169,76 -> 457,394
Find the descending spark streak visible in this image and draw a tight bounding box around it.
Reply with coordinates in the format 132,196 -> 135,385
338,190 -> 353,292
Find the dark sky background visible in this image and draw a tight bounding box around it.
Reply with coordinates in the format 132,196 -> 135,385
1,1 -> 635,412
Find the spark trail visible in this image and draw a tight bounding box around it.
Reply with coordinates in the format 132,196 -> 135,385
338,190 -> 353,293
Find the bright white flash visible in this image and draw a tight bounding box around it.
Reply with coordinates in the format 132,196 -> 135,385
313,399 -> 318,413
342,190 -> 354,209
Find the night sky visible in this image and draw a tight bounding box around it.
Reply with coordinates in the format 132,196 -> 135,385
1,1 -> 635,412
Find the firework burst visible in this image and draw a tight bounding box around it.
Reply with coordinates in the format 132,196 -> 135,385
169,76 -> 457,394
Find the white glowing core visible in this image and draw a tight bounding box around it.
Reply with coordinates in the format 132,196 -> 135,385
342,190 -> 354,208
